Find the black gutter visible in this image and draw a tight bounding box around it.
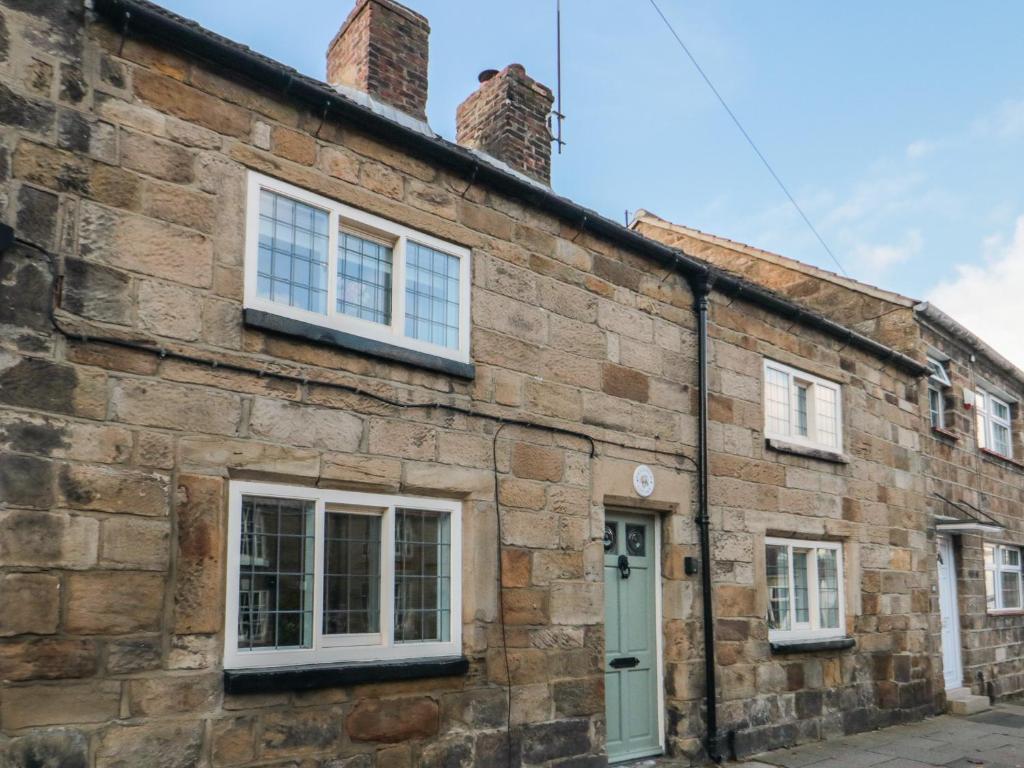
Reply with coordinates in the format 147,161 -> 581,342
691,275 -> 722,763
92,0 -> 929,379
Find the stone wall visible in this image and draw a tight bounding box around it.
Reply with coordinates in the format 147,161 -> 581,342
0,1 -> 937,766
920,324 -> 1024,700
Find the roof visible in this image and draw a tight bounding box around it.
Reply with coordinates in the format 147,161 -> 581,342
90,0 -> 928,378
633,210 -> 918,308
636,211 -> 1024,384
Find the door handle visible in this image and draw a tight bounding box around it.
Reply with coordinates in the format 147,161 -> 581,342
609,656 -> 639,669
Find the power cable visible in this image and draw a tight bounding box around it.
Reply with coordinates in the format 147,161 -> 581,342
647,0 -> 848,277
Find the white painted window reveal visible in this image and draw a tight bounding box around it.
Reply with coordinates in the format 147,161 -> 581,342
763,360 -> 843,451
765,537 -> 846,641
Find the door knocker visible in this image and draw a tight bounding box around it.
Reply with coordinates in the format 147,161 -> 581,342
617,554 -> 631,579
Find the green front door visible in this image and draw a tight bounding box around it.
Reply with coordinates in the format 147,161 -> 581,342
604,512 -> 661,762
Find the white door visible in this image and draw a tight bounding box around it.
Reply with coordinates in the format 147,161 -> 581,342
936,535 -> 963,690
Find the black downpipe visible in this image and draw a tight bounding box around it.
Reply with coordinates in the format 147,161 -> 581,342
693,275 -> 722,763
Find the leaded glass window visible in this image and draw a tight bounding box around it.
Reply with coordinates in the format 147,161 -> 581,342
763,360 -> 842,451
405,242 -> 461,350
394,509 -> 451,643
257,189 -> 329,314
337,231 -> 393,324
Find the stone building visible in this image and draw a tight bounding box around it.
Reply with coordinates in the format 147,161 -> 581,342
0,0 -> 948,765
635,211 -> 1024,716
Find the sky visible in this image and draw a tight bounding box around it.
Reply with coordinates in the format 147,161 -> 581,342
160,0 -> 1024,367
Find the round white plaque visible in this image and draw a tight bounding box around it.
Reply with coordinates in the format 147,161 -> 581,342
632,464 -> 655,497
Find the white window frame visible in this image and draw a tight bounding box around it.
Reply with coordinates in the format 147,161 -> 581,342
244,172 -> 472,365
225,481 -> 463,670
763,360 -> 843,451
984,543 -> 1024,613
765,537 -> 846,642
927,357 -> 950,430
976,389 -> 1013,459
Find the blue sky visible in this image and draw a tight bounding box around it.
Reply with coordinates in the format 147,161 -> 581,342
161,0 -> 1024,365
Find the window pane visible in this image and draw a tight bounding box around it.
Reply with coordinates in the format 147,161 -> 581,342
1002,547 -> 1021,568
793,550 -> 809,624
258,190 -> 329,314
238,496 -> 314,651
992,423 -> 1011,457
795,383 -> 809,437
404,242 -> 460,349
765,367 -> 791,436
817,549 -> 840,629
816,386 -> 838,447
337,231 -> 393,325
766,545 -> 790,630
929,386 -> 943,428
394,508 -> 451,643
993,399 -> 1010,422
324,508 -> 382,636
1001,571 -> 1022,610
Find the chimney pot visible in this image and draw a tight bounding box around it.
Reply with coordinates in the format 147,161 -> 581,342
456,64 -> 555,185
326,0 -> 431,120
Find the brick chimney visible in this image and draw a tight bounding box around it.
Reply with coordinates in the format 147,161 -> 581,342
456,65 -> 555,185
326,0 -> 430,121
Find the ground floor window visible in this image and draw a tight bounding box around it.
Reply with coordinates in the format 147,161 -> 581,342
984,543 -> 1023,612
225,481 -> 462,669
765,537 -> 845,641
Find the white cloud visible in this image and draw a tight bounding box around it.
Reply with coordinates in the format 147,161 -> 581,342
971,99 -> 1024,140
906,138 -> 941,160
850,229 -> 923,272
929,215 -> 1024,370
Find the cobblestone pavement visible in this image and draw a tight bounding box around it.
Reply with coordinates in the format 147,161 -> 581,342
745,704 -> 1024,768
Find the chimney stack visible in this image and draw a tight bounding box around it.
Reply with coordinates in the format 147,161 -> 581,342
326,0 -> 430,121
456,64 -> 555,185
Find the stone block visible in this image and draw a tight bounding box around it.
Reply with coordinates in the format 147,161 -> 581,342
0,354 -> 106,419
248,396 -> 363,452
501,548 -> 531,588
128,673 -> 221,716
550,582 -> 602,626
168,633 -> 219,670
1,681 -> 121,729
0,572 -> 60,636
271,125 -> 317,165
367,418 -> 437,460
179,436 -> 320,477
0,509 -> 98,568
112,379 -> 241,434
95,722 -> 204,768
106,635 -> 163,674
0,729 -> 89,768
403,462 -> 493,498
65,572 -> 164,634
0,453 -> 55,509
0,637 -> 98,681
15,184 -> 59,250
138,279 -> 203,340
133,68 -> 250,136
173,474 -> 224,634
100,516 -> 170,569
211,716 -> 257,766
553,676 -> 604,717
261,707 -> 343,755
121,130 -> 195,182
346,697 -> 439,743
79,201 -> 213,288
510,442 -> 564,482
58,463 -> 169,516
502,588 -> 549,625
519,718 -> 592,763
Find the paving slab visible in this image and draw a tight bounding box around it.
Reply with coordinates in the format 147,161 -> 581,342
744,705 -> 1024,768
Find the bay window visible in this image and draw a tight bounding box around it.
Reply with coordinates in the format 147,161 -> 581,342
244,172 -> 471,365
766,537 -> 845,640
763,360 -> 843,451
984,543 -> 1023,612
225,482 -> 462,669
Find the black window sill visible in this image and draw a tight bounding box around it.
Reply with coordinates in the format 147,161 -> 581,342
223,655 -> 469,694
770,636 -> 855,655
244,308 -> 476,380
766,438 -> 849,464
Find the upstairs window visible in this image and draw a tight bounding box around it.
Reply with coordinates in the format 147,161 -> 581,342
765,538 -> 845,641
244,172 -> 471,365
927,357 -> 950,430
225,482 -> 462,669
763,360 -> 842,451
976,389 -> 1013,458
984,543 -> 1023,612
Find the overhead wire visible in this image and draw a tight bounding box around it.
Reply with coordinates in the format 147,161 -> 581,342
646,0 -> 848,277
